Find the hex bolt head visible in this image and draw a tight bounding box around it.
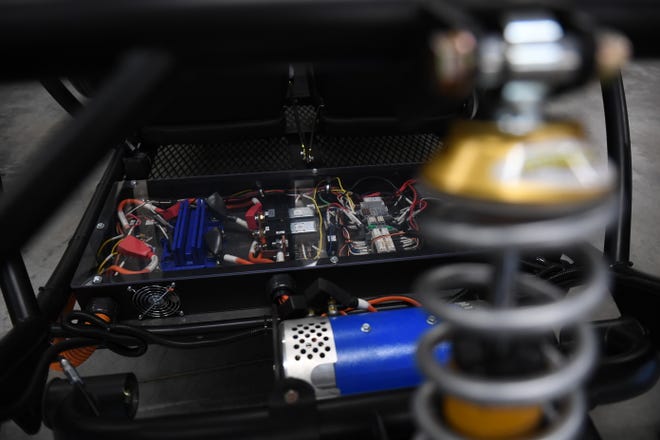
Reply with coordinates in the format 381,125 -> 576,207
361,323 -> 371,333
92,275 -> 102,284
284,389 -> 299,404
596,31 -> 632,79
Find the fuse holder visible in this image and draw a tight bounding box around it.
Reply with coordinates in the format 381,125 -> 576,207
245,202 -> 263,231
117,235 -> 154,259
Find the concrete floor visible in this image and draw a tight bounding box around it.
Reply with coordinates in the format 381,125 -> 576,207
1,62 -> 660,438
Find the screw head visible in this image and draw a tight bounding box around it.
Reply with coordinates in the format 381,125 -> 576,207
361,323 -> 371,333
426,315 -> 437,325
96,222 -> 105,230
430,29 -> 477,94
330,256 -> 339,264
129,180 -> 137,187
284,389 -> 299,404
596,31 -> 632,79
92,275 -> 102,284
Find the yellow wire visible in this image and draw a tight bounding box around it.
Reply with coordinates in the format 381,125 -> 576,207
96,235 -> 122,258
97,253 -> 117,274
309,189 -> 324,259
335,176 -> 347,192
110,239 -> 123,255
335,177 -> 355,210
227,189 -> 253,198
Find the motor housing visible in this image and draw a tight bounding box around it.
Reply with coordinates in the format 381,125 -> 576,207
280,307 -> 450,398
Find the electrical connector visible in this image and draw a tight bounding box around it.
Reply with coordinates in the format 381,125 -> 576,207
245,202 -> 263,230
160,202 -> 182,221
117,235 -> 154,259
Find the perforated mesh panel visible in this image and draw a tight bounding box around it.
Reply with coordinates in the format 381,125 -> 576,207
318,134 -> 442,167
285,105 -> 317,133
149,138 -> 292,179
289,320 -> 333,361
149,134 -> 441,178
280,317 -> 338,397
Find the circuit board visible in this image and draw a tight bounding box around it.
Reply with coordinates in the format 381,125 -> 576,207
91,176 -> 426,280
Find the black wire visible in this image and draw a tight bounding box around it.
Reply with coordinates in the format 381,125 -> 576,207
0,337 -> 99,420
449,288 -> 472,302
0,314 -> 270,420
520,259 -> 548,272
349,176 -> 399,193
537,263 -> 567,279
545,267 -> 586,289
62,311 -> 269,351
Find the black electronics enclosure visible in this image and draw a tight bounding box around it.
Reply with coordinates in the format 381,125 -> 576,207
72,163 -> 463,323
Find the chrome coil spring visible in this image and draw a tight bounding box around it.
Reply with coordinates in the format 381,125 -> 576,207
413,199 -> 613,440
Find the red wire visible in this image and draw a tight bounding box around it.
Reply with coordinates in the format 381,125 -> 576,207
126,213 -> 142,226
225,200 -> 255,210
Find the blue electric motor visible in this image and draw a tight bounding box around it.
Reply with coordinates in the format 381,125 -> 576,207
280,307 -> 450,398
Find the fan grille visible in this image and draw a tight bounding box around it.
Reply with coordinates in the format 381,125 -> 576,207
131,284 -> 182,319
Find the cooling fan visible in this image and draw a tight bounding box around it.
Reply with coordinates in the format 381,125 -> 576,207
129,283 -> 183,319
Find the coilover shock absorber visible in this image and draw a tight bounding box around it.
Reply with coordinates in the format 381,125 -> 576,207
414,120 -> 614,439
413,12 -> 628,439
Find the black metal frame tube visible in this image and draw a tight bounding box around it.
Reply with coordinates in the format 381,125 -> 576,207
37,145 -> 125,321
0,0 -> 658,79
601,73 -> 633,264
0,0 -> 420,78
0,177 -> 40,325
40,78 -> 83,115
0,256 -> 39,325
48,386 -> 414,440
0,50 -> 172,256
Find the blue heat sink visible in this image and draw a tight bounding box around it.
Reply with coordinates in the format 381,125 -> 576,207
161,199 -> 219,271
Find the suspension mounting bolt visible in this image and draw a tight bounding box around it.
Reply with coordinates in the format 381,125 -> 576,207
284,389 -> 299,404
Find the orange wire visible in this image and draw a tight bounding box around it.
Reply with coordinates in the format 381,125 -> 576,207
319,296 -> 421,317
321,310 -> 347,317
106,265 -> 150,275
248,252 -> 274,264
234,257 -> 254,265
368,295 -> 422,307
50,313 -> 112,371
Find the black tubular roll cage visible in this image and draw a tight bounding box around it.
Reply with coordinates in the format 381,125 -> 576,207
1,0 -> 659,438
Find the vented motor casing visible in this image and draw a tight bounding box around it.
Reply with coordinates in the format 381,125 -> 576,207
280,307 -> 450,398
